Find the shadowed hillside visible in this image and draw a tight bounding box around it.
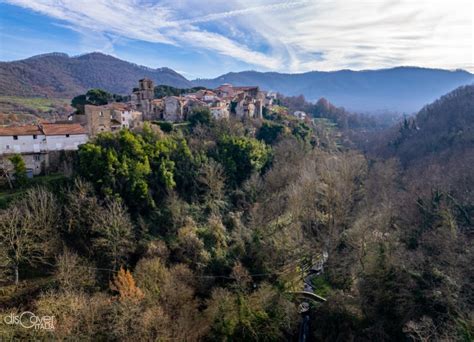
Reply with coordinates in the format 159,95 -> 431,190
0,52 -> 192,98
388,85 -> 474,164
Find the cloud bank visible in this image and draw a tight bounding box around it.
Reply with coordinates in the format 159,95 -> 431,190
4,0 -> 473,72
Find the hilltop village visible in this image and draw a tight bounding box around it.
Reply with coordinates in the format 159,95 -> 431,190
73,79 -> 278,137
0,79 -> 299,177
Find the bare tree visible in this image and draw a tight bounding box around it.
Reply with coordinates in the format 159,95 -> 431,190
198,159 -> 226,214
0,187 -> 59,284
403,316 -> 438,342
91,199 -> 134,270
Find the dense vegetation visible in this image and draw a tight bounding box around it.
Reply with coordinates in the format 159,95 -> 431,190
71,88 -> 125,113
0,87 -> 473,341
153,85 -> 206,99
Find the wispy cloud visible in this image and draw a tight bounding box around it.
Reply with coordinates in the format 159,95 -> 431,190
3,0 -> 473,72
167,0 -> 312,26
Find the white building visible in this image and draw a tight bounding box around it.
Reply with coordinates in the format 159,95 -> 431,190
293,111 -> 307,120
41,123 -> 89,151
109,103 -> 143,130
0,123 -> 88,175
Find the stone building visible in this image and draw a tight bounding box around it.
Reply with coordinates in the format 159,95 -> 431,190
163,96 -> 186,122
210,103 -> 230,119
131,78 -> 155,120
151,99 -> 165,120
233,90 -> 264,119
79,105 -> 112,136
215,84 -> 265,119
76,103 -> 142,137
215,83 -> 235,98
127,80 -> 270,123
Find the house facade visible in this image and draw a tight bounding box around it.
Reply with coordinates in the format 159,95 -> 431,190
0,123 -> 88,175
75,103 -> 142,137
163,96 -> 186,122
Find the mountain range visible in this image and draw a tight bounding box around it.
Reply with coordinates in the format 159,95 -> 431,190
1,52 -> 473,113
0,52 -> 192,98
194,68 -> 474,113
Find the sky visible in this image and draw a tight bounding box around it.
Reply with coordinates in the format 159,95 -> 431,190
0,0 -> 472,78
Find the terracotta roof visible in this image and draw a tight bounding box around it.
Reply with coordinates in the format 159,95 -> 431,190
185,98 -> 206,105
41,123 -> 87,135
0,125 -> 42,136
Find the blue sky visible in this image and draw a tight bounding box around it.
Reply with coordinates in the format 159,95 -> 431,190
0,0 -> 472,78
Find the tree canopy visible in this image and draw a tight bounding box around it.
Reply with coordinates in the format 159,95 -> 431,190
71,88 -> 124,113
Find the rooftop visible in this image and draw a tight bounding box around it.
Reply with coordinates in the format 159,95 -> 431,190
0,125 -> 42,136
0,123 -> 86,136
41,123 -> 87,135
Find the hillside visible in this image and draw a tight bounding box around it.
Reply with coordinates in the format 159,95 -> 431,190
390,85 -> 474,163
353,85 -> 474,207
193,68 -> 474,113
0,52 -> 192,98
1,95 -> 472,340
1,52 -> 473,114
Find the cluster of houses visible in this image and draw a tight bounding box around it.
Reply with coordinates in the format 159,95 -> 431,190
0,78 -> 309,179
74,79 -> 277,137
0,79 -> 283,177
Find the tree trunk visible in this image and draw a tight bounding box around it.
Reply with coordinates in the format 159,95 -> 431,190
14,265 -> 19,285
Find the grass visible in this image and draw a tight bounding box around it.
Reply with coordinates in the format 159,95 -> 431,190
311,276 -> 333,298
0,96 -> 71,113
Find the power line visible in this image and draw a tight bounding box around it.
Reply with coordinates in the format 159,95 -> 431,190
65,264 -> 295,280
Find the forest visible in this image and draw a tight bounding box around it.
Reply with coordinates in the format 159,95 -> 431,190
0,86 -> 472,341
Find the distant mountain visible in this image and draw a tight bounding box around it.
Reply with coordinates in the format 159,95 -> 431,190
0,52 -> 192,98
2,52 -> 473,113
193,68 -> 474,113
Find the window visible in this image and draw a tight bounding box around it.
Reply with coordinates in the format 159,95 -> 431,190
66,134 -> 70,138
34,154 -> 41,161
33,135 -> 37,139
99,111 -> 103,117
13,135 -> 18,140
